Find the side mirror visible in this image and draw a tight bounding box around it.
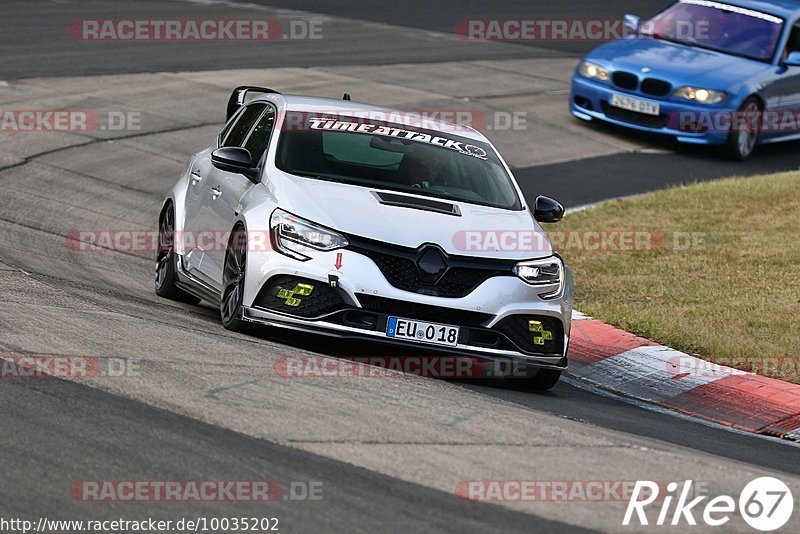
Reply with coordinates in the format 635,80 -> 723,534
211,147 -> 259,180
624,14 -> 641,33
533,196 -> 565,223
784,51 -> 800,67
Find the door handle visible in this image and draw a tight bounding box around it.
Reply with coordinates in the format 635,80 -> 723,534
210,186 -> 222,200
190,171 -> 202,185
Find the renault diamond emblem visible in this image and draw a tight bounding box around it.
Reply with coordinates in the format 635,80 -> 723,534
416,247 -> 448,285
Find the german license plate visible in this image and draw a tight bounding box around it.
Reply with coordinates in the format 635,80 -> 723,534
610,93 -> 660,116
386,317 -> 460,347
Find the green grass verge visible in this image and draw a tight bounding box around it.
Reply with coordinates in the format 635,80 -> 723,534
551,171 -> 800,382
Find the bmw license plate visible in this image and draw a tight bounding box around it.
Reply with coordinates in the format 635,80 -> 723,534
610,93 -> 660,116
386,317 -> 460,347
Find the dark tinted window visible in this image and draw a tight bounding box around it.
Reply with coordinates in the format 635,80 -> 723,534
276,115 -> 522,210
644,1 -> 783,61
243,106 -> 276,163
223,104 -> 266,147
786,23 -> 800,57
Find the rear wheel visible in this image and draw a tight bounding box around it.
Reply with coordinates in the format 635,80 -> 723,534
221,226 -> 249,332
155,204 -> 201,304
724,97 -> 761,161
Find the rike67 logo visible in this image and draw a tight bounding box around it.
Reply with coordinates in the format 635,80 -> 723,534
624,477 -> 793,531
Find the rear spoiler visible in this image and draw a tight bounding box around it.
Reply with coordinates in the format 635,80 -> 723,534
226,86 -> 280,121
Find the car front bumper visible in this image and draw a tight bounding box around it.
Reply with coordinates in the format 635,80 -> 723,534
242,244 -> 573,371
570,75 -> 732,146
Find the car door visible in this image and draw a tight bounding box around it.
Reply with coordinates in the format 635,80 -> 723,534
183,103 -> 266,286
202,103 -> 277,288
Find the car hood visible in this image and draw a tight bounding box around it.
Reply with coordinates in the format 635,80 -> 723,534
586,38 -> 770,89
269,172 -> 553,260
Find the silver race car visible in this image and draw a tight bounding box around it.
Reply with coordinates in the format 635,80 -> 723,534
156,87 -> 573,390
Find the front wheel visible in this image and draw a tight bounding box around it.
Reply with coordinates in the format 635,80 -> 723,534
525,369 -> 561,391
724,97 -> 761,161
220,226 -> 249,332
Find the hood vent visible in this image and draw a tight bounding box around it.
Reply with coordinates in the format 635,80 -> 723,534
372,191 -> 461,216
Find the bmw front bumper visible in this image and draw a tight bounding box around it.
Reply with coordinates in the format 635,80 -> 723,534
570,75 -> 732,146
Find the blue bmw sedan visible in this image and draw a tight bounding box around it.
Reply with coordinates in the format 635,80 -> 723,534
570,0 -> 800,159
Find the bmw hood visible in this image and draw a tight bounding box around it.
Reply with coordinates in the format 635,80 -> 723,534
270,172 -> 553,260
585,38 -> 770,89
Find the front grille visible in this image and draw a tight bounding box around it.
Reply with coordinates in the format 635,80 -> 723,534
494,315 -> 564,355
612,71 -> 638,91
253,275 -> 346,318
602,101 -> 667,129
348,236 -> 515,298
357,294 -> 494,328
641,78 -> 672,97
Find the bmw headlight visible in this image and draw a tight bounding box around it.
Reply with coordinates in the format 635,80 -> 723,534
270,209 -> 349,261
513,256 -> 564,299
673,86 -> 726,105
578,60 -> 610,82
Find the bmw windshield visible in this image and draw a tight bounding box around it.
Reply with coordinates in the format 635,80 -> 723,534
642,0 -> 784,62
275,113 -> 523,210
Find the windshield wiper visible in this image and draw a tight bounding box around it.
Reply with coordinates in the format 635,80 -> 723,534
288,171 -> 346,183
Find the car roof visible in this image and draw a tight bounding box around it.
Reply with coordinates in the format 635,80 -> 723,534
702,0 -> 800,19
252,93 -> 489,143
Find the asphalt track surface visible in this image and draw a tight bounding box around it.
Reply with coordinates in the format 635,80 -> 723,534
2,1 -> 800,533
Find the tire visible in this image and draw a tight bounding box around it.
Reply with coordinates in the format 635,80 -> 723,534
724,97 -> 761,161
518,368 -> 562,392
220,225 -> 249,332
155,204 -> 201,304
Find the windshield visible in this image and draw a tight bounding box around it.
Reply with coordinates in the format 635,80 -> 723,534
275,113 -> 523,210
643,0 -> 784,61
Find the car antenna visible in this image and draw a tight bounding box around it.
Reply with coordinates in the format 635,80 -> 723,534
343,93 -> 351,101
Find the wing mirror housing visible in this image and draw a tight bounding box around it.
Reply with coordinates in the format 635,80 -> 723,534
784,51 -> 800,67
624,14 -> 641,33
532,196 -> 565,223
211,147 -> 259,181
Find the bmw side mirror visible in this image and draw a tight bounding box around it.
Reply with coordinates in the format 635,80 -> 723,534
211,147 -> 259,180
532,196 -> 565,223
624,14 -> 641,33
784,51 -> 800,67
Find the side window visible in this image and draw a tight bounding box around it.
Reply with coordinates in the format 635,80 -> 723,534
243,106 -> 276,164
222,104 -> 266,147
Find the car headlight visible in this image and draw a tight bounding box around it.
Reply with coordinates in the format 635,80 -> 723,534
673,86 -> 726,105
578,60 -> 610,82
513,256 -> 564,299
270,209 -> 349,261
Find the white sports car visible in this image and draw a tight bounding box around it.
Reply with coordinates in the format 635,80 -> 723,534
156,86 -> 573,390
